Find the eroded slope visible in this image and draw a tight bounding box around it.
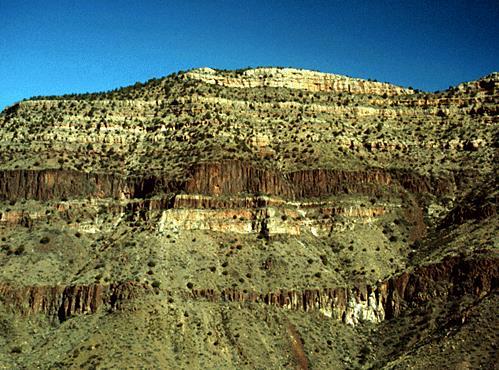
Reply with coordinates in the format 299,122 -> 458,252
0,67 -> 497,369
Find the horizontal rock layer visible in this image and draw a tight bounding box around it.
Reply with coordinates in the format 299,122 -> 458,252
192,254 -> 498,324
185,67 -> 414,96
158,202 -> 386,235
0,281 -> 148,321
1,254 -> 495,325
439,176 -> 497,229
0,161 -> 454,201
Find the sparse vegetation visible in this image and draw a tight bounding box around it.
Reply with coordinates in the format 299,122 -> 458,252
0,67 -> 496,369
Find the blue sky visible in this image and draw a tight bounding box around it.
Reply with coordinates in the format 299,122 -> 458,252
1,0 -> 498,110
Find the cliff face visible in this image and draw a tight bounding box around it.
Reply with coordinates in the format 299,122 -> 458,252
0,67 -> 497,369
0,161 -> 450,240
159,199 -> 387,236
0,170 -> 124,201
439,176 -> 497,229
194,253 -> 497,325
185,67 -> 414,96
0,281 -> 148,321
0,161 -> 455,201
0,169 -> 180,201
1,254 -> 495,327
1,68 -> 495,181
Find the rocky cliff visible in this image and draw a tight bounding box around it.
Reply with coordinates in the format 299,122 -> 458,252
185,67 -> 414,95
0,67 -> 497,369
193,253 -> 498,325
0,281 -> 148,321
0,162 -> 455,201
1,253 -> 495,328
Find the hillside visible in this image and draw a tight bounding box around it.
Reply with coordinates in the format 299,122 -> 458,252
0,67 -> 497,369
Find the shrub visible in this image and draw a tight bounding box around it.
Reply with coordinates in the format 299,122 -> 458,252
14,246 -> 25,255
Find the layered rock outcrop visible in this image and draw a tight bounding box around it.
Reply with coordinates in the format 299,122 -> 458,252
159,194 -> 387,235
0,67 -> 496,368
0,281 -> 149,321
185,68 -> 414,96
0,162 -> 455,201
439,176 -> 497,229
2,255 -> 493,326
191,254 -> 498,325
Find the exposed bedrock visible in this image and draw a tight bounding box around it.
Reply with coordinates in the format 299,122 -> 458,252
1,255 -> 495,325
158,201 -> 387,236
185,162 -> 454,198
380,253 -> 498,318
0,281 -> 149,321
0,254 -> 492,325
0,169 -> 180,201
192,254 -> 498,325
0,193 -> 385,228
0,161 -> 455,201
439,176 -> 497,229
184,67 -> 414,96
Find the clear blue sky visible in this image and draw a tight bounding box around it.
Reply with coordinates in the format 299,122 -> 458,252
1,0 -> 498,110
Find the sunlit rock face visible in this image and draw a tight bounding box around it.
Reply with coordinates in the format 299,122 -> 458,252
0,67 -> 497,369
185,67 -> 414,96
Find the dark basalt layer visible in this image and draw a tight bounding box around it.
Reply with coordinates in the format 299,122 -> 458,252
1,254 -> 495,324
192,254 -> 498,321
0,161 -> 455,201
0,281 -> 149,321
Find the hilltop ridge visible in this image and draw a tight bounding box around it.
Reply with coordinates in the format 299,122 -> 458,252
4,67 -> 497,108
183,67 -> 415,95
0,67 -> 496,176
